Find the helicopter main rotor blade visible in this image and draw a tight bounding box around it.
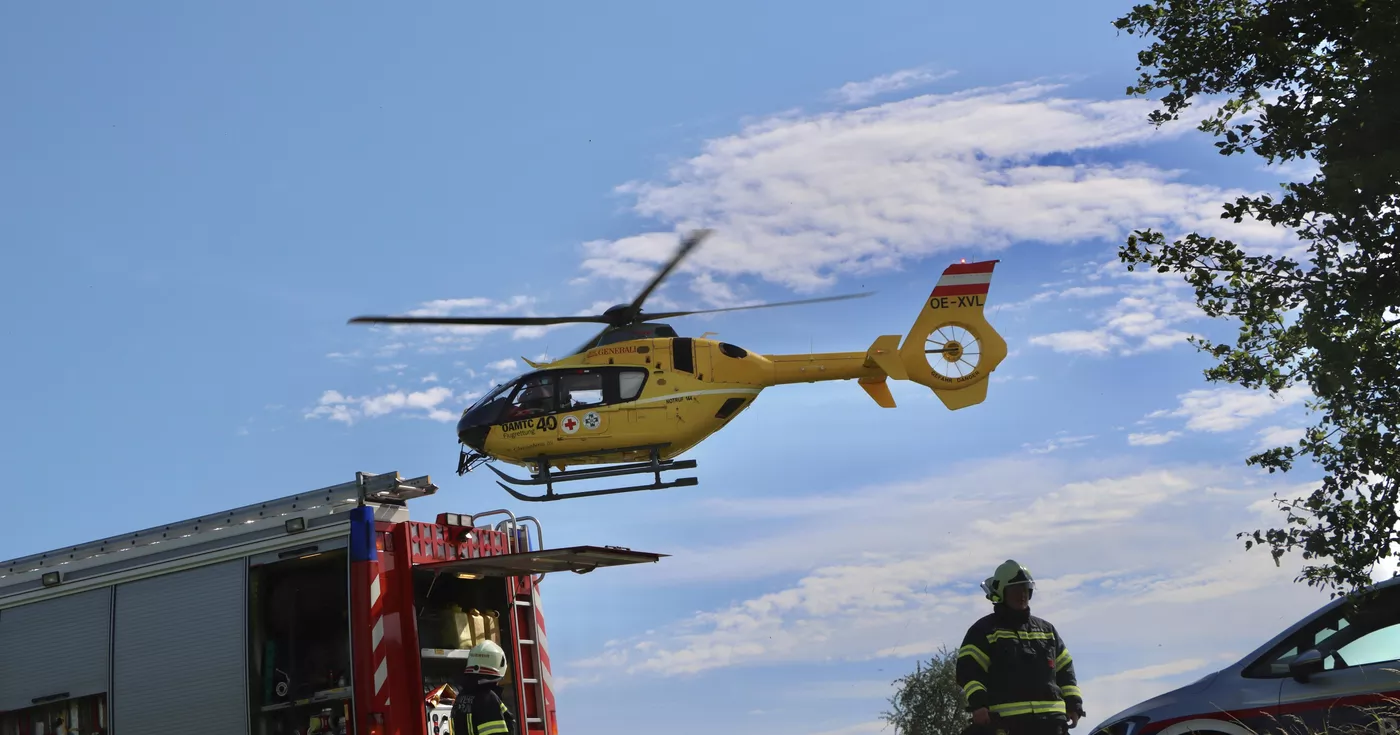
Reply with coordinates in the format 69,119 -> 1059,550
623,229 -> 714,318
639,291 -> 875,321
348,315 -> 611,326
348,229 -> 715,335
571,324 -> 616,355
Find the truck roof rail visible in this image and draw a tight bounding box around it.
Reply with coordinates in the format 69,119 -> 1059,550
0,471 -> 436,595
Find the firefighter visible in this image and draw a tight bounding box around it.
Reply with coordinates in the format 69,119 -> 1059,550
956,560 -> 1085,735
450,640 -> 518,735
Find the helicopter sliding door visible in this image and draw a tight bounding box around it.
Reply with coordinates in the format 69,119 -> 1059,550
550,367 -> 650,450
485,366 -> 655,458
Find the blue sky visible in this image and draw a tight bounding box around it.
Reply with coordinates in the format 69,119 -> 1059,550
1,2 -> 1381,734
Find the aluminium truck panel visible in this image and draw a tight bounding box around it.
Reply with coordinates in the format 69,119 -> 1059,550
0,585 -> 112,713
111,558 -> 249,735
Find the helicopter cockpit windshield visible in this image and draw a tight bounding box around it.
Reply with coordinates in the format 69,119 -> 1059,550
458,379 -> 516,431
456,372 -> 559,438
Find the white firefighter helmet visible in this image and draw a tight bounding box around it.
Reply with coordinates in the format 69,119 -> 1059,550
464,639 -> 508,680
980,559 -> 1035,603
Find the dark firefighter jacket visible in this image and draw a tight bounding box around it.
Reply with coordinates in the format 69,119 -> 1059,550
450,678 -> 517,735
956,603 -> 1084,722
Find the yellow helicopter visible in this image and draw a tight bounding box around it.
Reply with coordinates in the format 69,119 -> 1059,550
349,230 -> 1007,501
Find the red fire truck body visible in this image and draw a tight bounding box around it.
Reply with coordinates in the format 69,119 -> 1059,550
0,470 -> 664,735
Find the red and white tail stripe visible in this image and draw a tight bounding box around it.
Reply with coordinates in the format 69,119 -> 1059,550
930,260 -> 998,299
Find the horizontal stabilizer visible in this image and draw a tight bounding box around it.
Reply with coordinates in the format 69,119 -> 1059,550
859,377 -> 897,408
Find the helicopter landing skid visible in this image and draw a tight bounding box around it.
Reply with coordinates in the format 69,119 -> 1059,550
484,444 -> 699,502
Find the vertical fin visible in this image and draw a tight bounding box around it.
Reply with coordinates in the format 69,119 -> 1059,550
899,260 -> 1007,410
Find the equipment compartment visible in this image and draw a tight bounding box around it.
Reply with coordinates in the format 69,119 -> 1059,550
413,569 -> 518,712
248,547 -> 354,735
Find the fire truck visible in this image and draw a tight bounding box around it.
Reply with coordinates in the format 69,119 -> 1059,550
0,470 -> 666,735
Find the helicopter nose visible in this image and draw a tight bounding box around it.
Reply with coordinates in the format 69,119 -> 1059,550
457,416 -> 489,452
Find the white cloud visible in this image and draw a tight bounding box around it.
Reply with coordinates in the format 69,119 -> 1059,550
1078,658 -> 1215,727
1148,384 -> 1312,433
413,298 -> 498,313
830,66 -> 957,105
1256,424 -> 1306,449
805,721 -> 892,735
1244,478 -> 1320,525
1031,329 -> 1122,355
784,680 -> 899,702
1260,157 -> 1322,182
990,372 -> 1038,383
1027,263 -> 1206,356
1370,543 -> 1400,584
1023,432 -> 1095,454
1002,285 -> 1119,312
578,80 -> 1285,295
1090,658 -> 1211,684
351,295 -> 578,355
303,385 -> 466,424
1127,431 -> 1181,446
563,453 -> 1326,717
487,358 -> 520,372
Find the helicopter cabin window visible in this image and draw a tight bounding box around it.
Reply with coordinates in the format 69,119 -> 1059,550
560,371 -> 605,409
618,369 -> 646,401
540,367 -> 648,409
502,374 -> 555,420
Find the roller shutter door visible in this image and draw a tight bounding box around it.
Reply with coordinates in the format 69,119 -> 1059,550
0,587 -> 112,712
111,559 -> 247,735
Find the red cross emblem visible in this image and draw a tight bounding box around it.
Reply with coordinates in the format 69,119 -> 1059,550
564,417 -> 578,431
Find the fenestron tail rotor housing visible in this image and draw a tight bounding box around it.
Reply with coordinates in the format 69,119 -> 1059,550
926,325 -> 983,381
897,260 -> 1007,410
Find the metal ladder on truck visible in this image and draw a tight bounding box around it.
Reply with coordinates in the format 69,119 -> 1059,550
512,577 -> 551,735
485,514 -> 552,735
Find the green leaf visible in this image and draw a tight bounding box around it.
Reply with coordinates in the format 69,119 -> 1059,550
1112,0 -> 1400,598
882,645 -> 973,735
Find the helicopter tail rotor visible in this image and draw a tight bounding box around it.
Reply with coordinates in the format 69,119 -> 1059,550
893,259 -> 1008,410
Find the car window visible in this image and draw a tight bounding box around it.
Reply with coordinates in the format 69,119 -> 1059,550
1247,585 -> 1400,677
1334,622 -> 1400,667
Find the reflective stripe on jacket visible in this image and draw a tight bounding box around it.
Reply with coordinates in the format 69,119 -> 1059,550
955,604 -> 1083,720
451,682 -> 517,735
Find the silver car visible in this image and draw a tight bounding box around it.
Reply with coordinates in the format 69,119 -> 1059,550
1092,575 -> 1400,735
